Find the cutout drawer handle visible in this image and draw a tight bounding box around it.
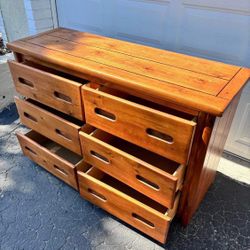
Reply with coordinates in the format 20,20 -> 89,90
146,128 -> 174,144
25,146 -> 37,155
55,129 -> 72,141
88,188 -> 107,202
136,175 -> 160,190
18,77 -> 34,88
24,112 -> 37,122
53,165 -> 68,176
54,91 -> 72,103
90,150 -> 110,164
132,213 -> 155,228
94,108 -> 116,121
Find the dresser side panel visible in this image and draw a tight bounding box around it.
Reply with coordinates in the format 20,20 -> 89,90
178,92 -> 241,225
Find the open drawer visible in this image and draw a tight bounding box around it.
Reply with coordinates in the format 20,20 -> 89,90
80,124 -> 185,208
15,97 -> 83,155
82,84 -> 196,164
17,130 -> 84,189
9,60 -> 88,120
77,164 -> 180,243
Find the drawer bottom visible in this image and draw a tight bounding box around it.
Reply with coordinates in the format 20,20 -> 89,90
17,130 -> 84,189
77,163 -> 180,243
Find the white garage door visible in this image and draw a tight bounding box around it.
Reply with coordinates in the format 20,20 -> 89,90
57,0 -> 250,159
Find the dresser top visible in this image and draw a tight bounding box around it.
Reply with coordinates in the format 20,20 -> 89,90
7,28 -> 249,116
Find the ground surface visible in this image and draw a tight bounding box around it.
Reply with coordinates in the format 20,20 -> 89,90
0,104 -> 249,250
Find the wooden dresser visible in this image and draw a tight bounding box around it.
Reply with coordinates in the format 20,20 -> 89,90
7,28 -> 249,243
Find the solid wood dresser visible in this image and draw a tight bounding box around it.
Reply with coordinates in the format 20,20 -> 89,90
7,28 -> 250,244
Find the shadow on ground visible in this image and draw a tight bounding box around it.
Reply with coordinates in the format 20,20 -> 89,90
0,104 -> 249,250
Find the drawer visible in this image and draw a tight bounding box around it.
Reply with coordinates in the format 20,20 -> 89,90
80,125 -> 185,208
82,85 -> 196,164
77,165 -> 180,243
17,130 -> 84,189
9,60 -> 88,120
15,97 -> 83,155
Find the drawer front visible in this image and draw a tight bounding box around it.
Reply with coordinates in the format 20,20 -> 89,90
82,86 -> 196,164
78,171 -> 180,243
80,131 -> 184,208
17,132 -> 79,189
15,97 -> 81,155
9,61 -> 84,120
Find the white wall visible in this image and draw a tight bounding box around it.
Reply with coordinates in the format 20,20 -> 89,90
0,54 -> 15,111
24,0 -> 55,35
0,0 -> 29,41
0,0 -> 56,111
0,10 -> 7,42
0,0 -> 56,42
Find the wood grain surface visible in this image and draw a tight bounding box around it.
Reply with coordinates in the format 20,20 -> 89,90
79,126 -> 185,208
17,130 -> 83,189
178,92 -> 241,225
82,85 -> 196,164
78,165 -> 180,243
7,28 -> 250,116
9,60 -> 84,120
15,97 -> 82,155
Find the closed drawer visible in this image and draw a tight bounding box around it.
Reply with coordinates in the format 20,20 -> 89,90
9,60 -> 87,120
80,125 -> 185,208
15,97 -> 83,155
77,165 -> 180,243
82,85 -> 196,164
17,130 -> 84,189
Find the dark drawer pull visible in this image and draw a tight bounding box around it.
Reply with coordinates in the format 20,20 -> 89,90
132,213 -> 155,228
88,188 -> 107,202
94,108 -> 116,121
136,175 -> 160,190
55,129 -> 72,141
25,146 -> 37,155
54,91 -> 72,103
18,77 -> 34,88
146,128 -> 174,144
90,150 -> 110,164
24,112 -> 37,122
53,165 -> 68,176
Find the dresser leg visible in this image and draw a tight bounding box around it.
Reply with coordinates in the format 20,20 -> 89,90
178,94 -> 241,226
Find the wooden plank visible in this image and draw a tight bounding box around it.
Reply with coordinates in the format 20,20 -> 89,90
177,112 -> 215,225
7,40 -> 230,116
79,128 -> 184,208
78,167 -> 180,243
17,131 -> 81,189
15,97 -> 82,155
50,28 -> 240,80
82,85 -> 196,164
178,93 -> 241,225
27,34 -> 228,96
17,28 -> 56,42
218,68 -> 250,99
9,60 -> 84,120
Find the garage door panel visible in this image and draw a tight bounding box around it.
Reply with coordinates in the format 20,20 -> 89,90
57,0 -> 105,34
179,3 -> 250,64
113,0 -> 171,47
182,0 -> 250,13
225,82 -> 250,160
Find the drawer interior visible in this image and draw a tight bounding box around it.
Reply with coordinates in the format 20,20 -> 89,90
88,128 -> 180,175
85,166 -> 170,215
26,130 -> 82,164
22,60 -> 89,84
26,98 -> 83,126
97,85 -> 196,121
